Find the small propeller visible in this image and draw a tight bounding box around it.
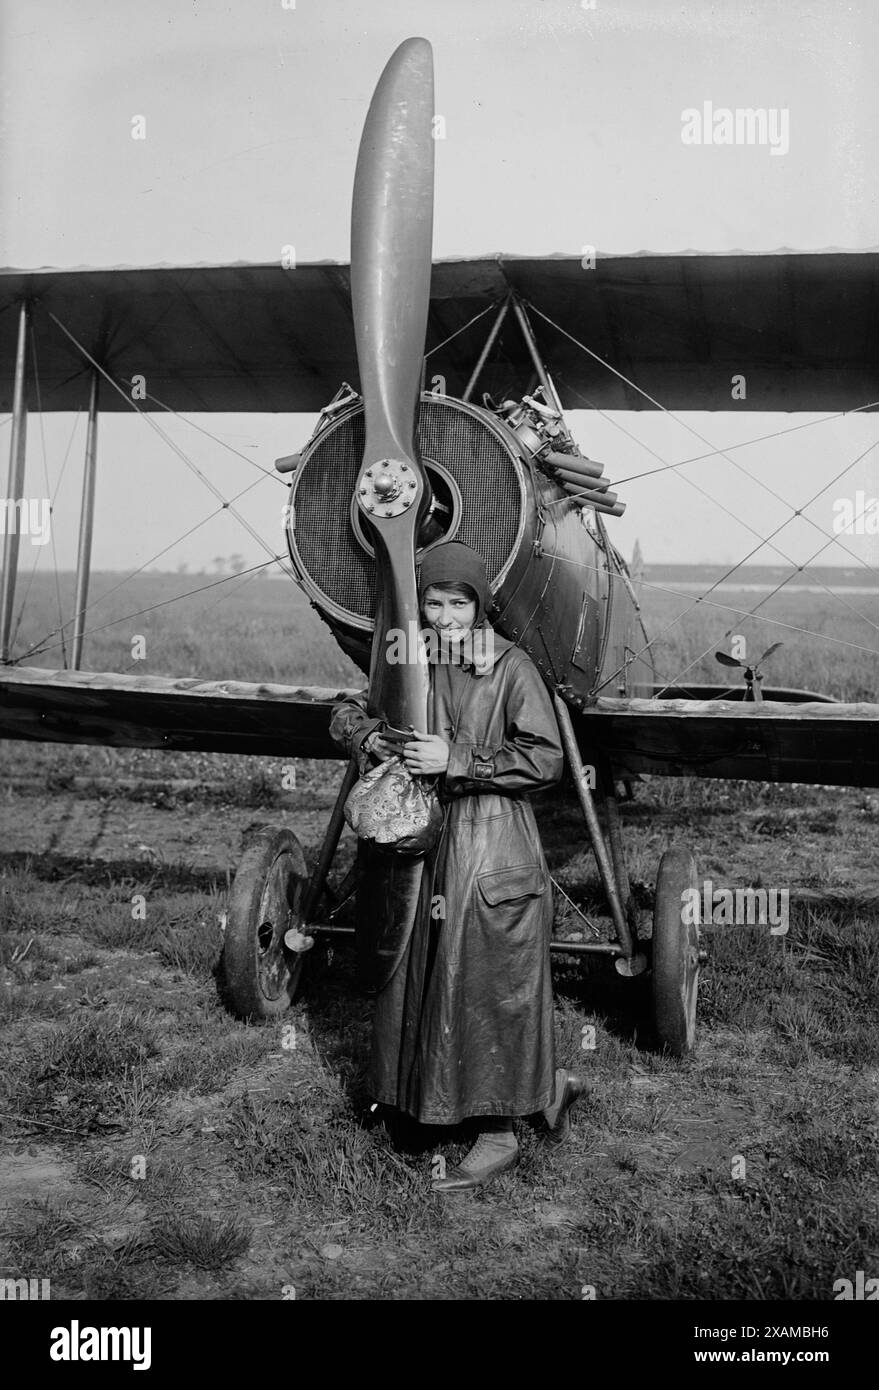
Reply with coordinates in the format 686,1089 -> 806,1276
350,37 -> 435,728
715,642 -> 783,671
715,642 -> 783,702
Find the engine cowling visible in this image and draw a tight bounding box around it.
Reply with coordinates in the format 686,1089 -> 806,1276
283,391 -> 653,699
285,394 -> 523,656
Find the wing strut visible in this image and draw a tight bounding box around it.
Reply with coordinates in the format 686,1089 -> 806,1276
71,369 -> 100,669
0,301 -> 29,662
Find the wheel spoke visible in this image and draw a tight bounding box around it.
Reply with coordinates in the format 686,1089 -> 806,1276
223,828 -> 308,1021
255,852 -> 297,1000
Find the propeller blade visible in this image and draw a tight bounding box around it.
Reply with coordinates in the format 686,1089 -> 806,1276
758,642 -> 783,665
351,36 -> 435,727
348,41 -> 438,991
352,36 -> 434,473
715,651 -> 743,668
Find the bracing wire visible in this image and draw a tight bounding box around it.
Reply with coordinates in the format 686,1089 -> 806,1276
542,550 -> 879,665
9,290 -> 878,692
13,474 -> 281,665
140,387 -> 289,486
10,411 -> 80,657
9,309 -> 300,660
47,312 -> 296,578
583,469 -> 879,700
528,300 -> 879,574
549,373 -> 879,500
633,489 -> 879,698
545,366 -> 879,659
16,558 -> 282,665
10,318 -> 81,658
423,302 -> 496,360
27,305 -> 496,664
118,562 -> 268,674
513,302 -> 879,681
613,400 -> 879,486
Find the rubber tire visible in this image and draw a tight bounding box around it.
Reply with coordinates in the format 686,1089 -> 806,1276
223,827 -> 308,1021
651,847 -> 700,1056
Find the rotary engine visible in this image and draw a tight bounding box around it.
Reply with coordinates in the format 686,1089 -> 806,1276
277,385 -> 647,698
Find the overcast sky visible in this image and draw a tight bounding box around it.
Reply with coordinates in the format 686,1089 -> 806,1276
2,0 -> 878,587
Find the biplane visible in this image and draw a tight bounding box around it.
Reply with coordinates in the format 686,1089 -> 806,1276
2,38 -> 878,1054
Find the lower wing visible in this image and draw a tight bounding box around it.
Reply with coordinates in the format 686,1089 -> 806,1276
579,695 -> 879,788
3,668 -> 878,788
0,666 -> 357,759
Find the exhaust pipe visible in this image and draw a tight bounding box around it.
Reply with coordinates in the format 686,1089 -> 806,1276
563,483 -> 626,517
555,468 -> 613,493
544,449 -> 605,480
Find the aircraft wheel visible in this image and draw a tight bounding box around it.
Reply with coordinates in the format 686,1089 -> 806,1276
651,847 -> 700,1056
223,827 -> 310,1020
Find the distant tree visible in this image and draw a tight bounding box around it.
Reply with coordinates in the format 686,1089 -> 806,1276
212,556 -> 226,574
176,561 -> 189,575
631,539 -> 644,581
229,553 -> 246,574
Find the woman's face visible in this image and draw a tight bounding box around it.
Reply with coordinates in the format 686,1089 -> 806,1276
421,584 -> 477,639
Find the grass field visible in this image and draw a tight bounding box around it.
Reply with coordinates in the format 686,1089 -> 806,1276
1,571 -> 878,1300
7,564 -> 879,700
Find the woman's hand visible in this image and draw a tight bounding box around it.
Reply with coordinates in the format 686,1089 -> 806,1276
363,731 -> 397,762
402,731 -> 449,776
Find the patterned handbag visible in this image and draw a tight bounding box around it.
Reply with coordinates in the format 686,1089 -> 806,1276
343,756 -> 443,855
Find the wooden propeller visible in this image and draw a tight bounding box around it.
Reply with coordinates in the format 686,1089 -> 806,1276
351,36 -> 435,729
348,38 -> 437,992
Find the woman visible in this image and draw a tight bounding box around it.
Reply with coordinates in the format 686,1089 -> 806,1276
330,540 -> 587,1191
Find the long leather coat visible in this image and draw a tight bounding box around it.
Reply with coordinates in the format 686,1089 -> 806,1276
330,631 -> 565,1125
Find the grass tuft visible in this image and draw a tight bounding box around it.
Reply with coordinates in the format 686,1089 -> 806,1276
148,1213 -> 250,1271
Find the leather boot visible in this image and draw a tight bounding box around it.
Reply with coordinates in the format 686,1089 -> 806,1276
432,1122 -> 519,1192
543,1067 -> 590,1146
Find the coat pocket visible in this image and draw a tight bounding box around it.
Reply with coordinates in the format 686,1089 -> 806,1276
476,863 -> 546,906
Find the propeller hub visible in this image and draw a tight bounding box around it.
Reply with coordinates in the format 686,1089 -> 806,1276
374,471 -> 399,499
357,458 -> 417,517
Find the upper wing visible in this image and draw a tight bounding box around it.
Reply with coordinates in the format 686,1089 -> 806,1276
579,696 -> 879,788
0,666 -> 357,759
2,251 -> 875,412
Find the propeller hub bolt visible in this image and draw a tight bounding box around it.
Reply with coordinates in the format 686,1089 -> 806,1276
356,458 -> 416,517
374,471 -> 399,498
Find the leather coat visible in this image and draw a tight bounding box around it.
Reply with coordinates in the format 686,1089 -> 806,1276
330,631 -> 565,1124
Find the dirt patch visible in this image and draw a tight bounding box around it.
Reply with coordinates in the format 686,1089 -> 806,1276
0,1149 -> 92,1204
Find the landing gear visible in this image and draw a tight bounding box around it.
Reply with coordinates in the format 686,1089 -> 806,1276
223,827 -> 310,1020
651,847 -> 701,1056
550,694 -> 704,1055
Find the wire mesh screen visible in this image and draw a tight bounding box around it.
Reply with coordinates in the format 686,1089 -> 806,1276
291,397 -> 523,623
